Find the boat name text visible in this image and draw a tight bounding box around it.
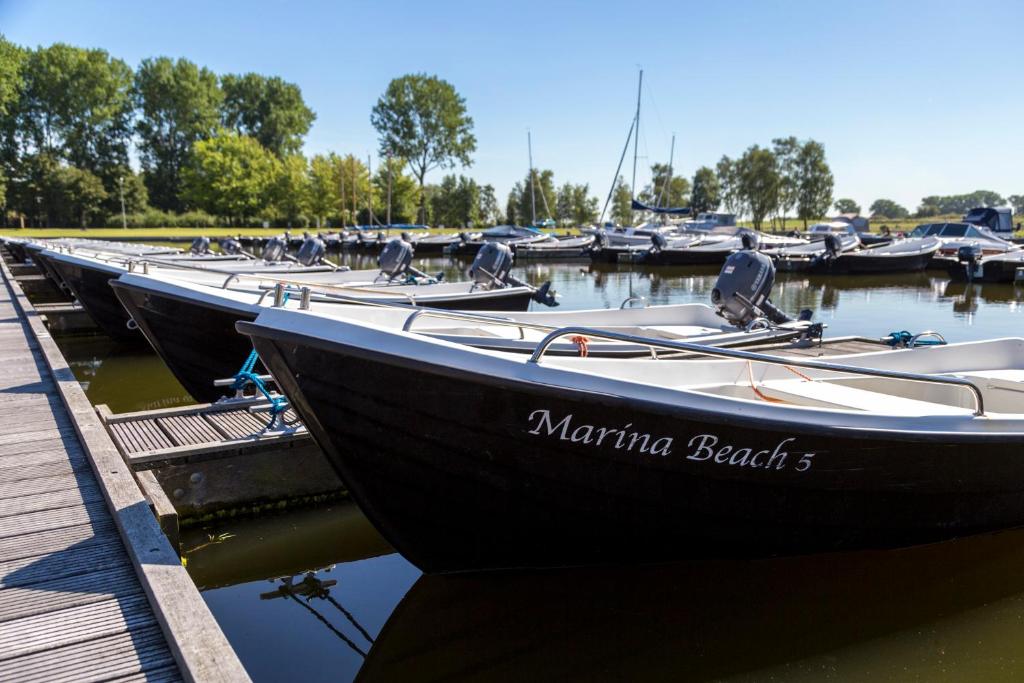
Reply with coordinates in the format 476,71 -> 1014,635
526,410 -> 815,471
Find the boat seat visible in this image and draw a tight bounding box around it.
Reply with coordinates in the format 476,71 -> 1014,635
757,379 -> 970,415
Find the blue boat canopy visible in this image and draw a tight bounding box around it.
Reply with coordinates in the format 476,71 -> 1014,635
631,199 -> 691,215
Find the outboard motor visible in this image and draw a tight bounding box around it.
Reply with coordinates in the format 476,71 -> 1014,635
739,230 -> 759,251
823,233 -> 842,259
295,237 -> 326,266
378,237 -> 416,280
189,236 -> 210,255
219,238 -> 243,255
712,250 -> 792,327
262,236 -> 287,263
957,243 -> 983,281
590,231 -> 609,252
469,242 -> 558,306
650,232 -> 668,253
469,242 -> 515,286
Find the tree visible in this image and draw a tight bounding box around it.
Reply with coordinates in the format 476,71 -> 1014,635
105,167 -> 149,217
834,198 -> 860,214
0,35 -> 23,119
336,154 -> 371,225
181,130 -> 279,223
690,166 -> 720,214
505,183 -> 522,225
13,44 -> 133,184
56,165 -> 107,227
869,198 -> 909,219
221,73 -> 315,157
915,203 -> 941,218
772,136 -> 799,228
308,153 -> 341,228
372,156 -> 420,225
639,163 -> 690,209
1008,195 -> 1024,215
478,184 -> 500,225
555,182 -> 598,226
134,57 -> 223,211
716,156 -> 745,217
918,190 -> 1005,214
515,169 -> 556,224
430,174 -> 479,227
794,140 -> 833,227
371,74 -> 476,223
272,154 -> 310,227
610,176 -> 632,225
736,145 -> 779,231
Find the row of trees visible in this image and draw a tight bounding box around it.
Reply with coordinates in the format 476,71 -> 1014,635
832,190 -> 1021,220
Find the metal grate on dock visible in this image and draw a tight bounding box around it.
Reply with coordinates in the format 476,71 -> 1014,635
98,399 -> 308,470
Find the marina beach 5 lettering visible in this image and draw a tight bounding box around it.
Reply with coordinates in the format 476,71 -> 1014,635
526,409 -> 815,472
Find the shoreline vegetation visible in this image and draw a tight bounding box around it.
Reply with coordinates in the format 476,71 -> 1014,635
1,37 -> 1020,234
6,214 -> 1022,240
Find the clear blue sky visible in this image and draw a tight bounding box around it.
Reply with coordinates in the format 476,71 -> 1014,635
2,0 -> 1022,214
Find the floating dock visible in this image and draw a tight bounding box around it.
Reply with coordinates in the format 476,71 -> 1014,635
0,257 -> 250,681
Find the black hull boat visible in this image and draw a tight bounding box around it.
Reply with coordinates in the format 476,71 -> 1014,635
239,304 -> 1024,573
947,249 -> 1024,284
46,253 -> 141,341
807,237 -> 941,275
111,276 -> 535,403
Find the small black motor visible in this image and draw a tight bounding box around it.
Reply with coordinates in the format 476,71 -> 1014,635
958,243 -> 983,265
378,237 -> 414,279
712,249 -> 791,327
469,242 -> 514,286
189,236 -> 210,255
823,233 -> 843,259
296,237 -> 326,266
650,232 -> 668,252
262,237 -> 287,262
739,230 -> 760,251
958,243 -> 983,281
219,238 -> 242,255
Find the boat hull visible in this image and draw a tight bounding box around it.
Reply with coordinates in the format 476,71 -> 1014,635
241,322 -> 1024,573
643,247 -> 733,266
112,280 -> 535,403
46,256 -> 140,342
808,250 -> 936,274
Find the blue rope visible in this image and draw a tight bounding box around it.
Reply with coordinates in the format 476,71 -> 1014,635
230,349 -> 288,428
884,330 -> 946,347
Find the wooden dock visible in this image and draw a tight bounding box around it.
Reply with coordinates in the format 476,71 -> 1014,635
0,258 -> 250,681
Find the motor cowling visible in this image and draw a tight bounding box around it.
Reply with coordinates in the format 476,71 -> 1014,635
296,237 -> 326,266
958,243 -> 982,265
262,237 -> 287,262
469,242 -> 514,286
219,238 -> 242,255
739,230 -> 759,251
189,236 -> 210,255
823,233 -> 842,258
650,232 -> 668,252
711,250 -> 791,327
378,237 -> 414,279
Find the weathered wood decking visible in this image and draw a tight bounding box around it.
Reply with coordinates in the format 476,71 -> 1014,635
0,258 -> 249,681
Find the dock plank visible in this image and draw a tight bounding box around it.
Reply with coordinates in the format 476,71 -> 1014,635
0,257 -> 250,681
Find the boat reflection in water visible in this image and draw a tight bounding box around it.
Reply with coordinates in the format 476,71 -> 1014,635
362,529 -> 1024,681
185,502 -> 1024,682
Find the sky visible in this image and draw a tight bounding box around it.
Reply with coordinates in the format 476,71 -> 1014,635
2,0 -> 1022,215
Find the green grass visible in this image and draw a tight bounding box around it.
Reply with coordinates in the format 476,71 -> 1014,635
0,226 -> 469,239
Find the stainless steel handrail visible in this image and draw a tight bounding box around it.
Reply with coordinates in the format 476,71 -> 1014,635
527,326 -> 986,416
401,308 -> 551,339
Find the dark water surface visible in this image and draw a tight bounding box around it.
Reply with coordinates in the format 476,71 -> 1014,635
53,254 -> 1024,682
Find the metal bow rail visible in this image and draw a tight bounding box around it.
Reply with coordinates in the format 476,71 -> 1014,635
527,326 -> 987,416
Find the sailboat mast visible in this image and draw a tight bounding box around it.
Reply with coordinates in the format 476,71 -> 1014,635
657,133 -> 675,209
367,154 -> 375,227
386,150 -> 393,227
630,69 -> 643,225
528,130 -> 537,226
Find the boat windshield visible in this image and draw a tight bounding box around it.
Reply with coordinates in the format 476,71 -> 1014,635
910,224 -> 942,237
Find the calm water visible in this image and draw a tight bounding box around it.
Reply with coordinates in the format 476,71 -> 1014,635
52,253 -> 1024,682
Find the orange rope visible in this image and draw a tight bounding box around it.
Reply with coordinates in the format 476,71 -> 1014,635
570,335 -> 590,358
747,361 -> 785,403
783,365 -> 813,381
